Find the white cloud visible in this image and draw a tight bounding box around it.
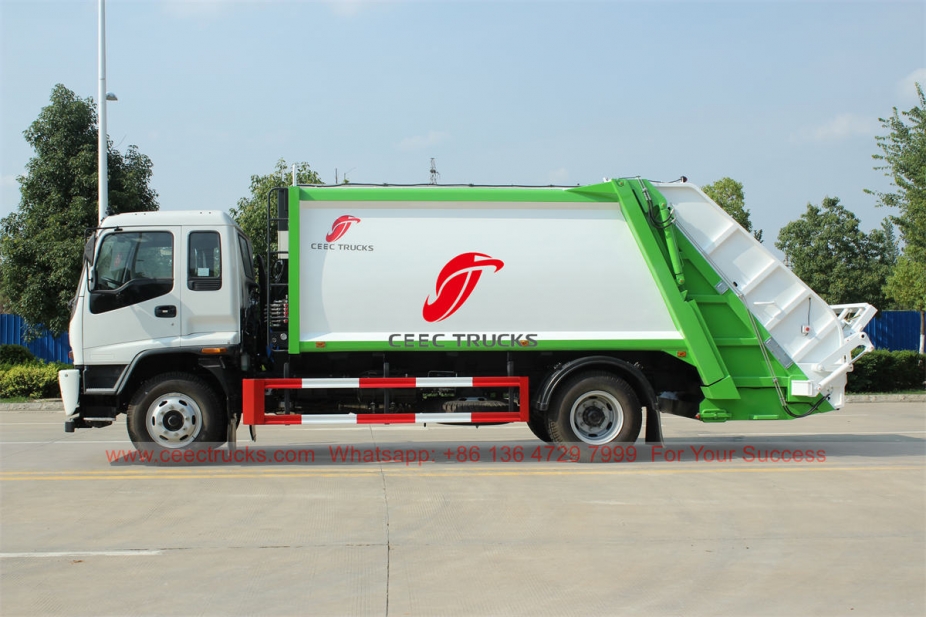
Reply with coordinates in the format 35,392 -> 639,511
898,68 -> 926,102
397,130 -> 449,152
797,113 -> 879,142
326,0 -> 366,18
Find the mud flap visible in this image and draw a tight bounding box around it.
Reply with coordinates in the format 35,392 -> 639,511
645,406 -> 663,444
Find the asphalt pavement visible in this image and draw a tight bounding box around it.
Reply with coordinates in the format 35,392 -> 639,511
1,402 -> 923,616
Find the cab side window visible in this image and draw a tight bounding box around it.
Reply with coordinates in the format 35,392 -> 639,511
90,232 -> 173,314
188,232 -> 222,291
238,234 -> 254,281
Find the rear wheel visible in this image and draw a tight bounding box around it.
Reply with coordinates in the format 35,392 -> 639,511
548,371 -> 642,447
127,373 -> 226,453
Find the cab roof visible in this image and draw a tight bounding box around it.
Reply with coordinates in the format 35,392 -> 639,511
99,210 -> 238,228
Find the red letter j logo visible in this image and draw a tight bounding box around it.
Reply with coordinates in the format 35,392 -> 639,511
422,252 -> 504,323
326,215 -> 361,242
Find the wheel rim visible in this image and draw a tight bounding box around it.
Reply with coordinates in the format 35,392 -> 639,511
569,390 -> 624,444
145,392 -> 203,448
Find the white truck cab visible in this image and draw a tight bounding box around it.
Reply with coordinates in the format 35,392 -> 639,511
61,211 -> 258,447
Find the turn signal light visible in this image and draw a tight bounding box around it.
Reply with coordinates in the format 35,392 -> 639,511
201,347 -> 228,355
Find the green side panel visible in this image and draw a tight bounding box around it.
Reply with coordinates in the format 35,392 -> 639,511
610,180 -> 735,395
288,187 -> 301,355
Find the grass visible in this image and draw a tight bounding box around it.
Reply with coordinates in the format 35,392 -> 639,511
0,396 -> 32,404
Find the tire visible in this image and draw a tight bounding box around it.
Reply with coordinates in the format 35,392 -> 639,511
127,373 -> 226,452
547,371 -> 642,447
527,412 -> 553,443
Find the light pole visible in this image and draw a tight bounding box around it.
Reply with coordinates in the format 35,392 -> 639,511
97,0 -> 117,224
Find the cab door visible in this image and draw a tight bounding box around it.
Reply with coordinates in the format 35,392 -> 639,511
179,227 -> 240,347
83,227 -> 181,366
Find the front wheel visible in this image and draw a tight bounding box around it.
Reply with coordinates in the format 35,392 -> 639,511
548,371 -> 642,447
527,411 -> 553,443
127,373 -> 226,452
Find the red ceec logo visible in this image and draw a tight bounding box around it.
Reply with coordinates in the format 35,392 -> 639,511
326,215 -> 361,242
422,252 -> 504,323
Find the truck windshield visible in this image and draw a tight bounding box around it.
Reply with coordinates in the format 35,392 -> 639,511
95,232 -> 173,290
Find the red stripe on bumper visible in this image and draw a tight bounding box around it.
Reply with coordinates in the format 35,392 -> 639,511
358,377 -> 417,389
356,413 -> 417,424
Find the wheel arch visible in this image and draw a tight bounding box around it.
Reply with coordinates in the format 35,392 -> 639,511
117,351 -> 230,418
534,355 -> 658,415
535,355 -> 664,444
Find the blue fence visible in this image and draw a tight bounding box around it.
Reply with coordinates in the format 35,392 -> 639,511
0,310 -> 920,363
864,311 -> 922,352
0,314 -> 72,364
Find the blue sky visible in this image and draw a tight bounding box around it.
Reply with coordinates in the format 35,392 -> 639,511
1,0 -> 924,248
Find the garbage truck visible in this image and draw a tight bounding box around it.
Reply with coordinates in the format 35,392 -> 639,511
58,178 -> 876,453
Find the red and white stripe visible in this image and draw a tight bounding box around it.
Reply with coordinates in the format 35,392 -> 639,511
242,376 -> 529,426
253,412 -> 520,426
252,376 -> 515,389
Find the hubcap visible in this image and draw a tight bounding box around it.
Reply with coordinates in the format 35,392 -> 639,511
146,392 -> 202,448
570,390 -> 624,445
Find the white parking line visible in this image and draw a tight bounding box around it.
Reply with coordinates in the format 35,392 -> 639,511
0,550 -> 162,558
0,441 -> 130,445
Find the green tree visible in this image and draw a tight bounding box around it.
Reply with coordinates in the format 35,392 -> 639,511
775,197 -> 897,308
884,257 -> 926,311
702,177 -> 763,242
869,83 -> 926,352
869,84 -> 926,260
0,84 -> 158,335
230,159 -> 322,260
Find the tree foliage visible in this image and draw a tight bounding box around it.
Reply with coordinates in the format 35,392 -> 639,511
0,84 -> 158,335
884,256 -> 926,313
702,177 -> 763,242
230,159 -> 322,260
869,84 -> 926,260
868,83 -> 926,330
775,197 -> 897,307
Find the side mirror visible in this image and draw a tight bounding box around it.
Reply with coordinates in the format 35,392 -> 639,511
83,235 -> 95,266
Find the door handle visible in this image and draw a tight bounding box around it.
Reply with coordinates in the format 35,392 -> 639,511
155,305 -> 177,318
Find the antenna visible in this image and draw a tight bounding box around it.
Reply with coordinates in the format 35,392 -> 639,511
429,158 -> 440,185
335,167 -> 355,184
